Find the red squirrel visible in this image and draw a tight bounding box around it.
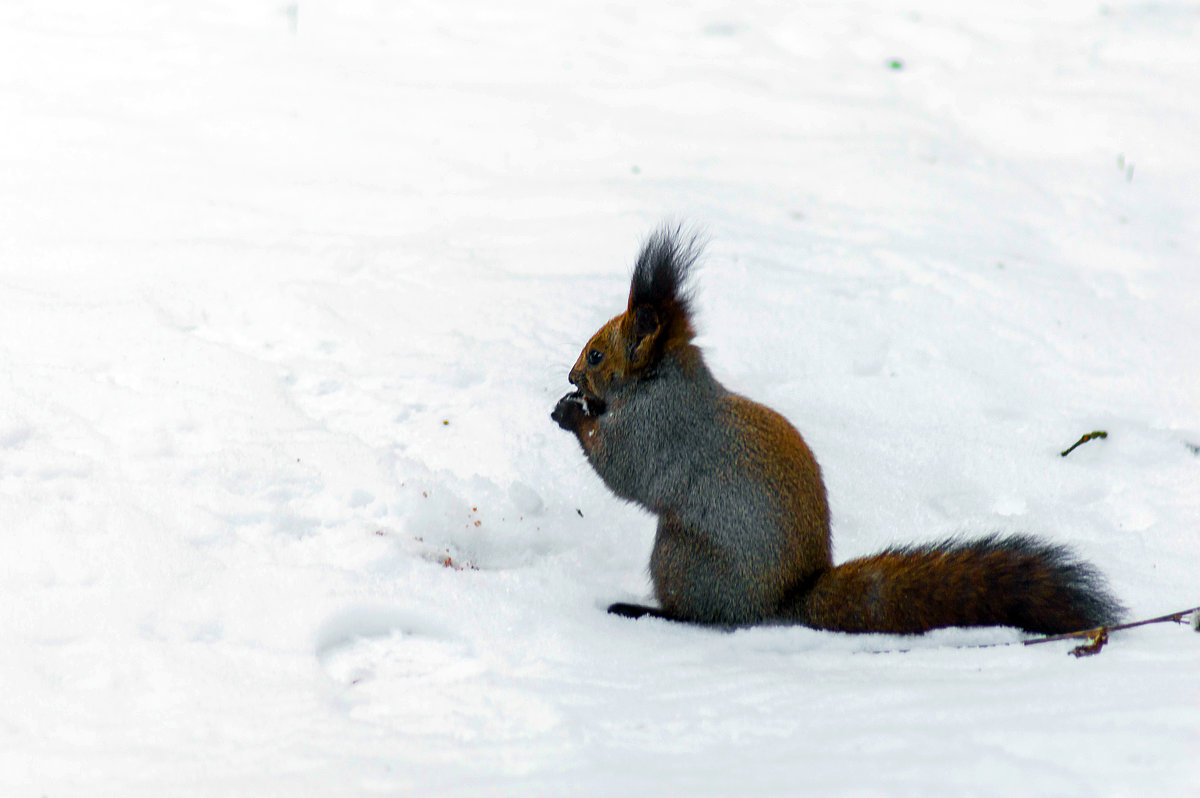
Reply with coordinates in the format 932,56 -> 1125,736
551,227 -> 1123,634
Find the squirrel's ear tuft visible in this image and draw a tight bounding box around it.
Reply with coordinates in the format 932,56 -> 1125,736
627,224 -> 702,317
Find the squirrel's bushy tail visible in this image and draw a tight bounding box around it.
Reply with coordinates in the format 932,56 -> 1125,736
789,534 -> 1124,635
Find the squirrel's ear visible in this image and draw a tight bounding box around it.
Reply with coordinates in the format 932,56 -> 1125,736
627,305 -> 662,367
624,224 -> 701,369
633,305 -> 658,341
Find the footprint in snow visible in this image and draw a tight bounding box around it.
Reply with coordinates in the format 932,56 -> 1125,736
313,605 -> 559,737
314,605 -> 469,688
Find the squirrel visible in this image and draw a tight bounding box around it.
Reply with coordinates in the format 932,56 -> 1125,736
551,226 -> 1124,634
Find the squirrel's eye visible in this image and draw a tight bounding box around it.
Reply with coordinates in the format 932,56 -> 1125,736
587,349 -> 604,366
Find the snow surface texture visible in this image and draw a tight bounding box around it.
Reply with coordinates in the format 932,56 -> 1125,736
2,1 -> 1198,796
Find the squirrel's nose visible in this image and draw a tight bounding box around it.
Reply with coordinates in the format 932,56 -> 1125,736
568,369 -> 582,387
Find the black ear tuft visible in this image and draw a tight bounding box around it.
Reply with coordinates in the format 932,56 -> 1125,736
628,224 -> 703,315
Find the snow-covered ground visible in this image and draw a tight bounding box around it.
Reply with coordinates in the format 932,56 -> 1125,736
2,1 -> 1198,795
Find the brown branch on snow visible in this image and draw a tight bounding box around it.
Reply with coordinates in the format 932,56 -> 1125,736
1061,430 -> 1108,457
1023,606 -> 1200,652
1069,628 -> 1108,658
864,606 -> 1200,657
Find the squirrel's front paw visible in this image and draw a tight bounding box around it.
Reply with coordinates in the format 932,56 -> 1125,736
551,391 -> 586,431
552,391 -> 607,431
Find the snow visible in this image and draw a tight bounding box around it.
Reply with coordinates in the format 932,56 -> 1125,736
2,0 -> 1198,795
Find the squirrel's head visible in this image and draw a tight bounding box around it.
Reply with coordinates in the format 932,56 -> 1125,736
568,226 -> 701,403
